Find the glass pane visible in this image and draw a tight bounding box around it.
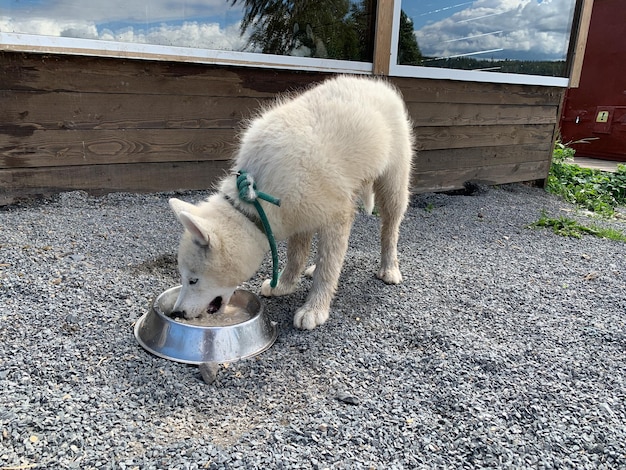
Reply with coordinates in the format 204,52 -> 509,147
0,0 -> 375,62
398,0 -> 577,77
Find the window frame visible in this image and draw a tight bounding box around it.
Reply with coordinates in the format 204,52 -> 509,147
0,31 -> 373,74
0,0 -> 581,86
387,0 -> 572,87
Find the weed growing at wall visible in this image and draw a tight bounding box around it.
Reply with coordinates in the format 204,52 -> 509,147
529,141 -> 626,241
546,142 -> 626,217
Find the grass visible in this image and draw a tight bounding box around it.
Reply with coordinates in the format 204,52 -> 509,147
529,140 -> 626,241
529,211 -> 626,242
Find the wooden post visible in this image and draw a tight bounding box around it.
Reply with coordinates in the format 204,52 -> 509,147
372,0 -> 394,76
568,0 -> 594,88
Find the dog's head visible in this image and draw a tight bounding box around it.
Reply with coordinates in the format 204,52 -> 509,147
168,198 -> 238,319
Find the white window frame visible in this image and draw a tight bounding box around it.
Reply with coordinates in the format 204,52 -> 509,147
387,0 -> 570,87
0,32 -> 373,75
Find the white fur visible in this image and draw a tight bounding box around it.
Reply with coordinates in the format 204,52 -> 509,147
170,75 -> 413,330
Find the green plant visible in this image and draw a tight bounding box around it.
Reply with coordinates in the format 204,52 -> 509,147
547,141 -> 626,217
551,140 -> 576,164
529,211 -> 626,241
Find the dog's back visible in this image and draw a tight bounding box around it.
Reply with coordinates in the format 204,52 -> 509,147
222,75 -> 413,237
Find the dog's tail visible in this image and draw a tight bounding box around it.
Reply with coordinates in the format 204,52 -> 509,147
360,182 -> 375,215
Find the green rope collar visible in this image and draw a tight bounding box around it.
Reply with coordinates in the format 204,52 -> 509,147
235,171 -> 281,288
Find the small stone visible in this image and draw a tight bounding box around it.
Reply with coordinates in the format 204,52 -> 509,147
599,403 -> 614,416
199,363 -> 220,384
336,392 -> 360,406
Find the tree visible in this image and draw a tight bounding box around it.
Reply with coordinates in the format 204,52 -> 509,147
397,10 -> 422,66
231,0 -> 375,61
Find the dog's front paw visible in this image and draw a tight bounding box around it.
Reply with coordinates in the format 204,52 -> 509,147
377,267 -> 403,284
260,279 -> 274,297
261,279 -> 298,297
293,305 -> 329,330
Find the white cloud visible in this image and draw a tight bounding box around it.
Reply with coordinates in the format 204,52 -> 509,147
0,16 -> 98,38
414,0 -> 576,61
97,22 -> 249,51
0,0 -> 251,52
8,0 -> 233,24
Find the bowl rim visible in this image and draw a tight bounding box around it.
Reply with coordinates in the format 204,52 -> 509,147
153,286 -> 261,330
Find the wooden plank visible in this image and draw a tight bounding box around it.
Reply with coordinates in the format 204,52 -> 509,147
1,51 -> 564,106
372,0 -> 394,75
393,77 -> 564,106
1,90 -> 266,131
411,160 -> 551,193
414,124 -> 555,151
0,160 -> 231,200
0,156 -> 550,204
415,145 -> 552,172
0,52 -> 325,96
407,102 -> 558,127
1,51 -> 564,105
1,91 -> 558,136
1,129 -> 237,168
568,0 -> 594,88
2,124 -> 555,168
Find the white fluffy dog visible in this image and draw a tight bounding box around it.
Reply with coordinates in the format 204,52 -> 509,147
169,75 -> 413,330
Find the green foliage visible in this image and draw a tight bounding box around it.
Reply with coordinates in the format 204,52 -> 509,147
551,140 -> 576,164
397,11 -> 422,66
232,0 -> 377,61
529,211 -> 626,241
422,57 -> 567,77
546,142 -> 626,217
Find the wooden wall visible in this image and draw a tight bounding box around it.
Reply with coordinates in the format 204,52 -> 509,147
0,51 -> 563,204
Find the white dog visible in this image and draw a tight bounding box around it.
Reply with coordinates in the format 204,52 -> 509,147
169,75 -> 413,330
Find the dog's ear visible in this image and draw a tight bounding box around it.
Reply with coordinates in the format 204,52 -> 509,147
177,211 -> 213,247
169,198 -> 197,218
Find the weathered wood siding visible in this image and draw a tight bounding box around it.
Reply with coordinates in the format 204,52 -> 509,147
395,77 -> 563,192
0,52 -> 563,204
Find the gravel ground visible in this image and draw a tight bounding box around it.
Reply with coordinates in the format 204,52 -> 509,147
1,183 -> 625,469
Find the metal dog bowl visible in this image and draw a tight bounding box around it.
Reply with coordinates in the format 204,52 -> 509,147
134,286 -> 277,364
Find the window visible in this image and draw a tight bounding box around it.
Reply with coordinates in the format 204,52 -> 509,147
0,0 -> 375,73
392,0 -> 578,85
1,0 -> 581,85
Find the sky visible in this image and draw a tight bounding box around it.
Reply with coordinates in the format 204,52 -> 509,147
407,0 -> 577,61
0,0 -> 577,61
0,0 -> 251,51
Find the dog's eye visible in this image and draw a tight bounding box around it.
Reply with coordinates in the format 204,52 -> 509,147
188,278 -> 198,285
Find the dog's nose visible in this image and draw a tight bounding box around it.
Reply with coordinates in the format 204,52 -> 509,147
169,310 -> 185,319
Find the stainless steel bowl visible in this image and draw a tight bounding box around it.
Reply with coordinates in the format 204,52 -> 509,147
134,286 -> 277,364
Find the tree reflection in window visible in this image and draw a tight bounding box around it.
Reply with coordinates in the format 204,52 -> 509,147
232,0 -> 376,61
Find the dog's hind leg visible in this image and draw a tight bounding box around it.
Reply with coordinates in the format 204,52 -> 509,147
261,231 -> 313,297
374,164 -> 410,284
294,218 -> 352,330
